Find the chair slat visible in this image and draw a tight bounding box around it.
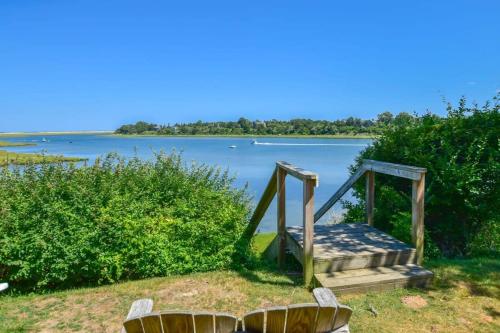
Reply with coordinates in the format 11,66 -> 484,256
332,305 -> 352,331
315,306 -> 336,333
243,309 -> 265,333
266,306 -> 287,333
285,303 -> 318,333
141,313 -> 163,333
161,311 -> 194,333
312,288 -> 338,307
123,318 -> 144,333
194,312 -> 215,333
215,313 -> 237,333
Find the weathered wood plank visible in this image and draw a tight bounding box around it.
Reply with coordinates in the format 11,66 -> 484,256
312,288 -> 338,307
315,306 -> 336,333
276,161 -> 318,181
243,309 -> 264,332
363,159 -> 426,181
303,178 -> 315,288
140,314 -> 162,333
314,250 -> 416,273
277,167 -> 287,269
332,305 -> 352,332
285,304 -> 318,333
122,299 -> 154,333
314,264 -> 433,289
215,313 -> 238,333
161,312 -> 195,333
193,313 -> 214,333
365,171 -> 375,226
245,167 -> 278,237
286,232 -> 303,265
412,174 -> 425,265
266,306 -> 287,333
123,319 -> 144,333
314,167 -> 366,222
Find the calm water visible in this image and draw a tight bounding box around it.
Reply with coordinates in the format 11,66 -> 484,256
4,135 -> 372,231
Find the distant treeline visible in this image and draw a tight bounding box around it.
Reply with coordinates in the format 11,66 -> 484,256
115,112 -> 413,136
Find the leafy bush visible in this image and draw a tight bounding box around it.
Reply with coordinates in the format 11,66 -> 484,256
344,95 -> 499,257
0,153 -> 252,291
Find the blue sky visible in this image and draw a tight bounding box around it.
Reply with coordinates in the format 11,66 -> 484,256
1,1 -> 499,132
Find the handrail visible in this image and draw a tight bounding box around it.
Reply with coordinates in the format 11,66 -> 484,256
363,159 -> 426,181
276,161 -> 319,182
314,160 -> 427,222
244,167 -> 278,238
246,158 -> 427,286
245,161 -> 318,286
314,166 -> 367,222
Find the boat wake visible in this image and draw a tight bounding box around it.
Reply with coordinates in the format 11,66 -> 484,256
251,141 -> 368,147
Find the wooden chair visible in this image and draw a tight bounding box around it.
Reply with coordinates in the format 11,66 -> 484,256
121,288 -> 351,333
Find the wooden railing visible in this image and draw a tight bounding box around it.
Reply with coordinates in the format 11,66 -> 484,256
245,161 -> 319,286
246,159 -> 426,287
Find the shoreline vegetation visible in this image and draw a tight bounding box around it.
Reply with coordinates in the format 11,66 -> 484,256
0,150 -> 86,166
115,114 -> 402,137
0,140 -> 86,166
0,141 -> 36,147
112,133 -> 376,139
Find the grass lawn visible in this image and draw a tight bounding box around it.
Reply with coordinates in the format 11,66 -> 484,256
0,150 -> 85,166
0,236 -> 498,333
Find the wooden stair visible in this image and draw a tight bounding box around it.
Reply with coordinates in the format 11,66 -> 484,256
286,224 -> 433,294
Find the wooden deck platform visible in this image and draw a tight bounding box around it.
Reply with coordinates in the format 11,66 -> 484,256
286,223 -> 433,294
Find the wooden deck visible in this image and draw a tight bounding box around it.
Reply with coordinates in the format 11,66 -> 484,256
285,223 -> 433,294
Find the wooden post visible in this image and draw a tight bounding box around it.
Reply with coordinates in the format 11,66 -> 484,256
412,173 -> 425,265
277,167 -> 287,269
365,171 -> 375,226
303,178 -> 315,287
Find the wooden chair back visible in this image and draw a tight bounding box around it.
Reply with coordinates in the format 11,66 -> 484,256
242,303 -> 337,333
332,305 -> 352,332
123,311 -> 237,333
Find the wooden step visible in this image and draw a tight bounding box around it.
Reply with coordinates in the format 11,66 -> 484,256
314,264 -> 433,294
286,224 -> 417,273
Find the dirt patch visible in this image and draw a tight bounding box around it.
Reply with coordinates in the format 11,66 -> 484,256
401,295 -> 428,309
37,292 -> 122,333
155,277 -> 247,314
480,313 -> 494,323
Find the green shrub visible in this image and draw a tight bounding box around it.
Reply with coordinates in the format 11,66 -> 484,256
344,95 -> 499,257
0,153 -> 252,291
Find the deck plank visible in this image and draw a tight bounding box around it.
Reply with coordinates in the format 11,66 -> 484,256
287,224 -> 413,259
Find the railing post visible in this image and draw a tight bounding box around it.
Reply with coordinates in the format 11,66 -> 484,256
277,167 -> 287,269
365,170 -> 375,226
303,178 -> 315,287
412,173 -> 425,265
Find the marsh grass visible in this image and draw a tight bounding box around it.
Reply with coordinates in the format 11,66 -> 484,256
0,150 -> 84,166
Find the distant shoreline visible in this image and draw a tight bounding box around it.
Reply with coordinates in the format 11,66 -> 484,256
111,133 -> 377,139
0,131 -> 376,139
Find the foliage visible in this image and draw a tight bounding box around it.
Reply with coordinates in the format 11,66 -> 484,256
344,95 -> 499,257
114,114 -> 405,136
0,153 -> 252,291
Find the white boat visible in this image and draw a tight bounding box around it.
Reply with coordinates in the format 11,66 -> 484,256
228,145 -> 237,149
41,138 -> 47,142
0,282 -> 8,292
